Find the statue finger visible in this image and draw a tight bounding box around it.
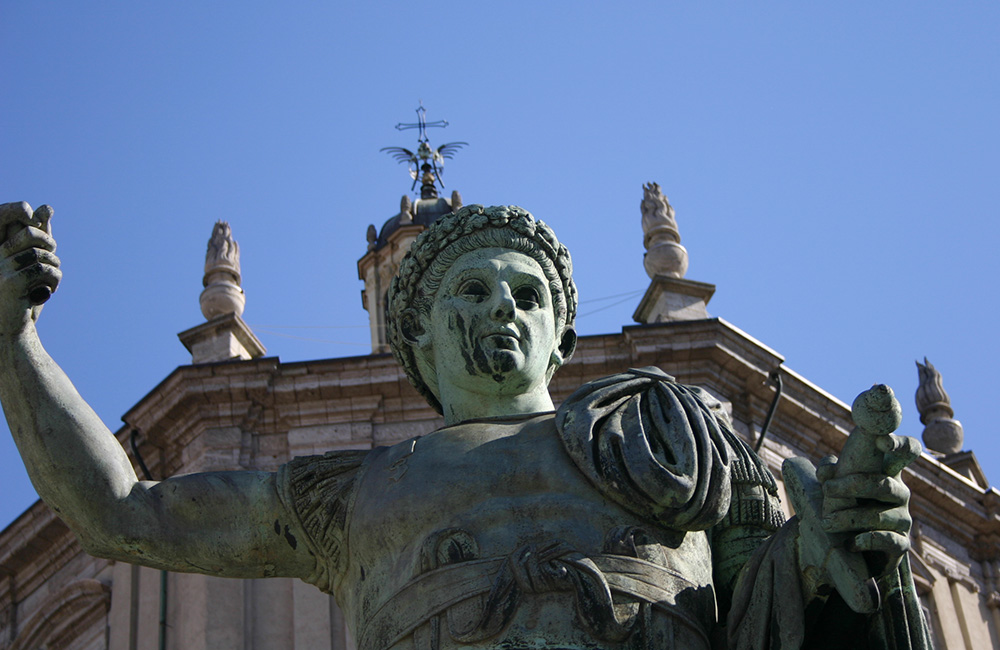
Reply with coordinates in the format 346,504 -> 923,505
11,250 -> 61,290
823,505 -> 911,535
22,217 -> 57,312
815,455 -> 838,483
0,202 -> 35,242
33,205 -> 53,235
0,226 -> 57,258
823,474 -> 909,507
12,249 -> 61,274
877,434 -> 922,476
847,530 -> 910,556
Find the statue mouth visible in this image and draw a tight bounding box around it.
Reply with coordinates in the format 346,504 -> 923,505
482,330 -> 520,350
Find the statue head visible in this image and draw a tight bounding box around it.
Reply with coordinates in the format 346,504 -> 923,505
387,205 -> 578,414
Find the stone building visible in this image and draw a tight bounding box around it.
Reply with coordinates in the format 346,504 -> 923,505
0,178 -> 997,650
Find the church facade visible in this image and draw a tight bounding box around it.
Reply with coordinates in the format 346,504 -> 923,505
0,180 -> 997,650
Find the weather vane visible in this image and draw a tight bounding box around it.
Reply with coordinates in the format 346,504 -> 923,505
381,102 -> 467,196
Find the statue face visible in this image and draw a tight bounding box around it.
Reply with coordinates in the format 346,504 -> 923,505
424,248 -> 558,398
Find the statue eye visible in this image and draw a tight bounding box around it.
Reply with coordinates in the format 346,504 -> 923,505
459,280 -> 488,302
513,286 -> 540,310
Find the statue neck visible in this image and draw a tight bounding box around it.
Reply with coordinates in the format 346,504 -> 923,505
439,383 -> 555,426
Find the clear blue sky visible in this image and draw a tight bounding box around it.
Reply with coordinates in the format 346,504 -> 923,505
2,3 -> 998,529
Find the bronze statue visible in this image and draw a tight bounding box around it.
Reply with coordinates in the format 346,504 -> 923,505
0,201 -> 929,649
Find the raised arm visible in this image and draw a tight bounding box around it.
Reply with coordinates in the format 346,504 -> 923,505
0,202 -> 314,578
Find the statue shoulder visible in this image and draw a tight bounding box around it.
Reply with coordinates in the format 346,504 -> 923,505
555,367 -> 741,531
555,367 -> 782,532
276,448 -> 373,593
556,366 -> 730,429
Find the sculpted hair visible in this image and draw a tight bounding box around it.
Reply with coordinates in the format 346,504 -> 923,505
387,204 -> 577,413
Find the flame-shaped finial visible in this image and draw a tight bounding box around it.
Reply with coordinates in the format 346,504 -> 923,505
915,358 -> 963,455
641,182 -> 688,279
200,221 -> 245,320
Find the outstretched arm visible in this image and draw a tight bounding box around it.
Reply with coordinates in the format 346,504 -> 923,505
0,202 -> 314,578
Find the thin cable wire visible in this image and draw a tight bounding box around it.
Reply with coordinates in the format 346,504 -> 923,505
577,293 -> 642,319
254,328 -> 370,346
247,324 -> 368,330
250,290 -> 645,334
578,289 -> 643,304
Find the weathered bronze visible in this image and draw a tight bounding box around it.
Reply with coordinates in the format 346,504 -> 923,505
0,200 -> 930,648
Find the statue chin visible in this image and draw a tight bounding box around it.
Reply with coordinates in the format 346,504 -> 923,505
481,347 -> 521,380
468,343 -> 545,394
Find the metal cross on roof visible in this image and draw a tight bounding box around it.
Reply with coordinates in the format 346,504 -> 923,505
394,101 -> 449,144
381,103 -> 467,195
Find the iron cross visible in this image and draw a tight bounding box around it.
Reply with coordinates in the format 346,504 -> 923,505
394,102 -> 449,143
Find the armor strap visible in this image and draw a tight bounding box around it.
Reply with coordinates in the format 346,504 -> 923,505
358,554 -> 712,650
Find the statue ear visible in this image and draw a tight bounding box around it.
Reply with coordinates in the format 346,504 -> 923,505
399,309 -> 430,348
557,327 -> 577,364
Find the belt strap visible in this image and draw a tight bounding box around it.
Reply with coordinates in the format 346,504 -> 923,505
358,554 -> 711,650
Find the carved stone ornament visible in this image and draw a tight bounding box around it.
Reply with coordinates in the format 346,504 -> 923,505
200,220 -> 246,320
915,357 -> 964,454
641,182 -> 689,279
205,220 -> 240,275
400,194 -> 413,225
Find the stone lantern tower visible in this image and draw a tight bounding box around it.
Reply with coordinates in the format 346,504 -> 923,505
357,190 -> 462,353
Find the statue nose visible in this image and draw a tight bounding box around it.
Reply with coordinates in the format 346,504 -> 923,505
491,285 -> 516,322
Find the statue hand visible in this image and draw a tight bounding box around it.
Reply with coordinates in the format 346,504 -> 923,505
784,412 -> 921,614
816,431 -> 920,578
0,202 -> 61,333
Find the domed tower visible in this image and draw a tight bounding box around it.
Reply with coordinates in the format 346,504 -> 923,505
357,105 -> 467,353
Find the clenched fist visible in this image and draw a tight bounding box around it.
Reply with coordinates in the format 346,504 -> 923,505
0,202 -> 61,334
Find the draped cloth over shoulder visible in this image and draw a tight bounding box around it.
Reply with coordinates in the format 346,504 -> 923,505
557,367 -> 932,650
276,449 -> 369,594
555,366 -> 744,532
